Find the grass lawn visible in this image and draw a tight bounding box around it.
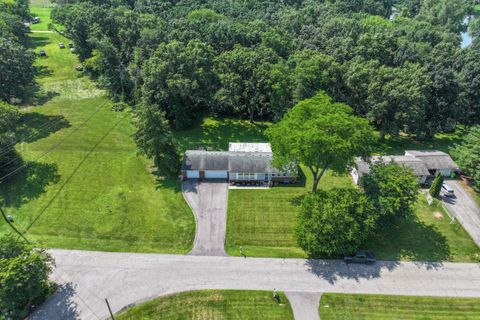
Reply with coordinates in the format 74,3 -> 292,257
475,4 -> 480,14
0,6 -> 195,253
116,290 -> 294,320
225,128 -> 479,260
364,195 -> 479,262
226,169 -> 351,258
320,293 -> 480,319
29,6 -> 54,32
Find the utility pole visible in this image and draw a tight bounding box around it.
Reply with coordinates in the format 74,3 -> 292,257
0,206 -> 29,243
105,298 -> 115,320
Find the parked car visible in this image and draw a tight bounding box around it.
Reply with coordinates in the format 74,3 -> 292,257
344,251 -> 376,264
70,48 -> 76,53
58,42 -> 65,49
39,50 -> 46,56
442,183 -> 455,197
75,65 -> 83,71
32,17 -> 40,24
68,43 -> 74,48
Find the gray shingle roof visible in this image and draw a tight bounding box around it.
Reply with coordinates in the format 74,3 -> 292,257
355,156 -> 431,177
404,150 -> 459,170
182,151 -> 230,171
182,151 -> 280,174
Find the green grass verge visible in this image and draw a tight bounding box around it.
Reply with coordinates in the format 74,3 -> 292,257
116,290 -> 294,320
320,293 -> 480,319
475,4 -> 480,14
0,6 -> 194,253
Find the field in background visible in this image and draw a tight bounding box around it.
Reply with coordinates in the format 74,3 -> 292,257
116,290 -> 294,320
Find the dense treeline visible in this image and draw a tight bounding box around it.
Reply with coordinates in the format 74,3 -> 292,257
51,1 -> 479,142
0,0 -> 34,178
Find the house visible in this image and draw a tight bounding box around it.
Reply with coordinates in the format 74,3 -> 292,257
351,150 -> 460,185
351,156 -> 431,185
181,143 -> 297,184
404,150 -> 460,177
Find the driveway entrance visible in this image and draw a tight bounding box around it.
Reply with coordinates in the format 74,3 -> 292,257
183,180 -> 228,256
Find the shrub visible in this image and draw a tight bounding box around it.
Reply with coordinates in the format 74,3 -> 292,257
429,172 -> 444,197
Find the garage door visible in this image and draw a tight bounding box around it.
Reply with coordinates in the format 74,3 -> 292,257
186,170 -> 200,179
204,171 -> 228,179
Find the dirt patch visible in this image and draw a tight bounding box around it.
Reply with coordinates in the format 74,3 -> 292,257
433,211 -> 444,220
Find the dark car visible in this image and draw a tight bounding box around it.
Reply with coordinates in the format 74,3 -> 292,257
344,251 -> 376,264
58,42 -> 65,49
39,50 -> 46,56
68,43 -> 74,48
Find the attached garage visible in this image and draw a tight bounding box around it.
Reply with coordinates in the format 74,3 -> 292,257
186,170 -> 200,179
204,170 -> 228,179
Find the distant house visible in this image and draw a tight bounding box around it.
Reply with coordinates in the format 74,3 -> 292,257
181,143 -> 297,184
351,150 -> 460,185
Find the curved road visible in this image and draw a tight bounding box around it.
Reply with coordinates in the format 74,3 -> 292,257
30,249 -> 480,320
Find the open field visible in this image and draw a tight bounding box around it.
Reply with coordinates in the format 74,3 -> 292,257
320,293 -> 480,319
116,290 -> 294,320
0,6 -> 194,253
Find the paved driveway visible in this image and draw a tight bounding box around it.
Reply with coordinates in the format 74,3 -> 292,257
182,180 -> 228,256
441,180 -> 480,247
30,250 -> 480,320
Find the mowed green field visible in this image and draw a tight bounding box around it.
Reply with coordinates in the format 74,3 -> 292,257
0,7 -> 194,253
116,290 -> 294,320
320,294 -> 480,319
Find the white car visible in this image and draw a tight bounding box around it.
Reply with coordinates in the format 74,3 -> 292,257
442,183 -> 455,197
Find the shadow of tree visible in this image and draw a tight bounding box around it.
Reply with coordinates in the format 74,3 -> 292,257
364,215 -> 451,262
29,282 -> 80,320
22,82 -> 60,106
16,113 -> 70,143
28,35 -> 51,49
306,259 -> 401,284
0,162 -> 60,208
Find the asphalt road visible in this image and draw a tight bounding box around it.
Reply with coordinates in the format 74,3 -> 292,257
182,180 -> 228,256
441,180 -> 480,247
30,250 -> 480,320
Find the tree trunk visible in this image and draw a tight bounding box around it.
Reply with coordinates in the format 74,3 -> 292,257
249,106 -> 255,123
311,164 -> 330,193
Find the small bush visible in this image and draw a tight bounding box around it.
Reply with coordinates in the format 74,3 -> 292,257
112,102 -> 128,112
429,173 -> 444,197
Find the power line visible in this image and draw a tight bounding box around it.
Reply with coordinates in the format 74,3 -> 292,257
0,114 -> 67,159
0,98 -> 110,183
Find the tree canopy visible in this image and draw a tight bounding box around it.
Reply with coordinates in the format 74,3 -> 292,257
452,126 -> 480,186
267,92 -> 376,192
361,162 -> 420,220
0,235 -> 54,320
295,188 -> 378,257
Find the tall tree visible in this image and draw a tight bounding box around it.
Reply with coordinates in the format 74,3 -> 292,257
133,103 -> 180,176
295,188 -> 377,257
0,102 -> 21,177
141,40 -> 217,129
0,38 -> 35,103
361,162 -> 420,221
214,45 -> 280,122
267,92 -> 376,192
451,126 -> 480,186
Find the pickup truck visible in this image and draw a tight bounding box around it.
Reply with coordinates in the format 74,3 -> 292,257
344,251 -> 376,264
